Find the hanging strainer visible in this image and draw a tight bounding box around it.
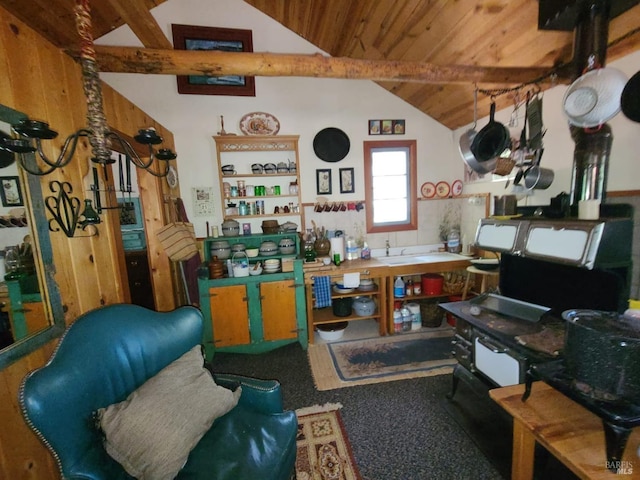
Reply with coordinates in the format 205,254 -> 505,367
562,67 -> 628,128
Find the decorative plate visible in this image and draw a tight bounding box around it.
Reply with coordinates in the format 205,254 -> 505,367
239,112 -> 280,135
435,181 -> 450,198
166,165 -> 178,189
420,182 -> 436,198
451,179 -> 463,197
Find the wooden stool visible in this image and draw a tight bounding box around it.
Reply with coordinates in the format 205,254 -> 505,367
462,266 -> 500,300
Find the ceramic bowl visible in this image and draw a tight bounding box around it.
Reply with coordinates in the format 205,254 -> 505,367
249,266 -> 263,276
316,321 -> 348,341
264,259 -> 280,266
245,248 -> 259,258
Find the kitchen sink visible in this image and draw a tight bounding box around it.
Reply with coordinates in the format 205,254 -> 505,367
376,252 -> 468,266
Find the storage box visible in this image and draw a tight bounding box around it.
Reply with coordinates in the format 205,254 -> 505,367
281,257 -> 294,272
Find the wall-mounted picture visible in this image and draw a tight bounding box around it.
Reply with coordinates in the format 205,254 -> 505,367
369,119 -> 405,135
171,24 -> 255,97
339,168 -> 355,194
316,169 -> 332,195
0,176 -> 23,207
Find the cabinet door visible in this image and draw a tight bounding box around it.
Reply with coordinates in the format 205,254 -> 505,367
260,279 -> 297,341
209,285 -> 250,347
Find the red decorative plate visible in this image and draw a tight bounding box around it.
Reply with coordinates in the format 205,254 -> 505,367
435,181 -> 450,198
451,179 -> 463,197
421,182 -> 436,198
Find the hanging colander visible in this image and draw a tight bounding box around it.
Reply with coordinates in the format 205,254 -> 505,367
562,67 -> 628,128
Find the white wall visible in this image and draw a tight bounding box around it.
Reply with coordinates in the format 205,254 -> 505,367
97,0 -> 640,250
96,0 -> 459,248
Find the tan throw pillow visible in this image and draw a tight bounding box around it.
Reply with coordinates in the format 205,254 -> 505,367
96,345 -> 241,480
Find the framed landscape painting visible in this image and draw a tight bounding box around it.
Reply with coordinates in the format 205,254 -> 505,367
171,24 -> 256,96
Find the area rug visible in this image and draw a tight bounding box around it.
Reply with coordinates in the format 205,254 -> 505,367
308,328 -> 456,391
295,403 -> 361,480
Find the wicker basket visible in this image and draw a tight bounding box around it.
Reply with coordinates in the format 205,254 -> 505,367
419,299 -> 445,328
494,157 -> 516,176
443,271 -> 470,295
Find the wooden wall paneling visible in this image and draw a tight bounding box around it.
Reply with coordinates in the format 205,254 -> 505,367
0,6 -> 180,478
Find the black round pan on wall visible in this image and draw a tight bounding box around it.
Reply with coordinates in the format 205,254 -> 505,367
313,127 -> 350,162
621,70 -> 640,123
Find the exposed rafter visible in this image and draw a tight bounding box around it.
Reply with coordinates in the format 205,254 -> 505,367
79,46 -> 571,86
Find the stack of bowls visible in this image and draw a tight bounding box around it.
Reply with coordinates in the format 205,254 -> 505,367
259,240 -> 279,256
263,258 -> 280,273
278,237 -> 296,255
358,279 -> 376,292
209,240 -> 231,260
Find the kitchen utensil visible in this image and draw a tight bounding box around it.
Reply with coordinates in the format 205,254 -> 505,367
259,240 -> 279,256
471,100 -> 511,164
493,195 -> 517,216
0,130 -> 16,168
460,89 -> 498,174
562,67 -> 627,128
221,218 -> 240,237
209,240 -> 231,260
313,127 -> 350,162
316,321 -> 348,341
621,70 -> 640,123
523,165 -> 554,190
332,297 -> 353,317
562,309 -> 640,403
352,296 -> 376,316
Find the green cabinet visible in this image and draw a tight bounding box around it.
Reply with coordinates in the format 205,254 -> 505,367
198,233 -> 307,356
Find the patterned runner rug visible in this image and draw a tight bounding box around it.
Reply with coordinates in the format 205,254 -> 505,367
295,403 -> 361,480
307,328 -> 456,391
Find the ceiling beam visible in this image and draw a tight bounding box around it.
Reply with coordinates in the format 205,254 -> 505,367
82,46 -> 571,85
102,0 -> 171,49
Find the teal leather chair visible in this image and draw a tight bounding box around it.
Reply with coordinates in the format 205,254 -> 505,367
19,304 -> 297,480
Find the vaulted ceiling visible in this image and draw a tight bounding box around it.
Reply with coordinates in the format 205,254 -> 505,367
1,0 -> 639,130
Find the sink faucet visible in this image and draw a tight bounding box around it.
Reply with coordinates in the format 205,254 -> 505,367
400,248 -> 407,256
385,240 -> 390,256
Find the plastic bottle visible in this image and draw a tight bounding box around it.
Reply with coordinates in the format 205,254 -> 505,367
360,241 -> 371,260
226,259 -> 234,278
447,229 -> 461,254
400,305 -> 413,332
4,246 -> 21,281
394,276 -> 405,298
345,236 -> 359,260
393,308 -> 403,333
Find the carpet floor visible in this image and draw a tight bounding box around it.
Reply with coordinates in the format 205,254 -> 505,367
211,342 -> 504,479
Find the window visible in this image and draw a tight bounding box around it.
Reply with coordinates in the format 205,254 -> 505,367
363,140 -> 417,233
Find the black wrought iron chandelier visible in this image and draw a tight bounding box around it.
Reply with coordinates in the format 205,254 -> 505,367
0,0 -> 176,177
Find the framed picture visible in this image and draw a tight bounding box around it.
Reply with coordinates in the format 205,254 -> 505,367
316,169 -> 332,195
339,168 -> 355,194
171,24 -> 255,97
368,119 -> 406,135
0,176 -> 23,207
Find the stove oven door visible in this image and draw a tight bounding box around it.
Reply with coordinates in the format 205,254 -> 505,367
474,334 -> 526,387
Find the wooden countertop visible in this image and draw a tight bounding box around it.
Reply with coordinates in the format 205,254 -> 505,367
303,256 -> 471,282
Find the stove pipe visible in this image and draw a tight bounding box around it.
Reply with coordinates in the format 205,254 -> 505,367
568,1 -> 613,205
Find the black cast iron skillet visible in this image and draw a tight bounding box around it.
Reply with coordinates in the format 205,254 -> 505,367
0,130 -> 16,168
470,101 -> 510,163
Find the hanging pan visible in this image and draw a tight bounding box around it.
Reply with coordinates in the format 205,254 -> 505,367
562,67 -> 627,128
470,100 -> 510,165
313,127 -> 350,162
0,131 -> 16,169
621,70 -> 640,123
460,90 -> 497,174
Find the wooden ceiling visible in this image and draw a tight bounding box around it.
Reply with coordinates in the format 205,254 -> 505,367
1,0 -> 640,129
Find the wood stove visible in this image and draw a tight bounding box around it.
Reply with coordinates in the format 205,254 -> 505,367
441,203 -> 635,468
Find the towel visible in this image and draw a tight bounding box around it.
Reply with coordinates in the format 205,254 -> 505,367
314,276 -> 332,308
342,272 -> 360,288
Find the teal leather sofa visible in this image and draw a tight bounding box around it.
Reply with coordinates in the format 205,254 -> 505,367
19,304 -> 297,479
